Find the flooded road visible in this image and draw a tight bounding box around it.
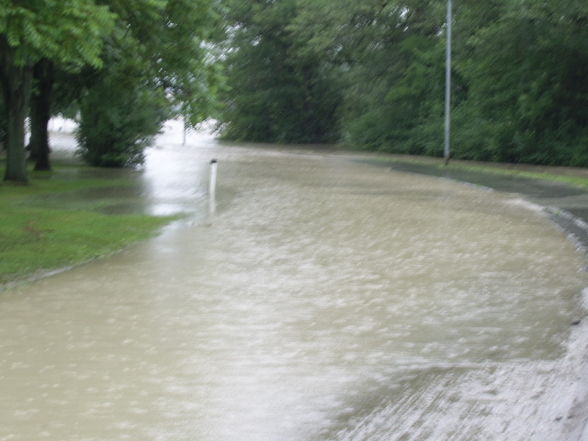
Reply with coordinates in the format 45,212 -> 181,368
1,130 -> 587,440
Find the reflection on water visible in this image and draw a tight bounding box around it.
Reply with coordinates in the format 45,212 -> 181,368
0,135 -> 586,441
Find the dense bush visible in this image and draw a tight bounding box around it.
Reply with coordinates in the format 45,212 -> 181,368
218,0 -> 342,144
76,61 -> 169,168
77,86 -> 167,167
220,0 -> 588,166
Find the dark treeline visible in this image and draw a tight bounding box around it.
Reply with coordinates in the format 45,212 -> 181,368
1,0 -> 587,185
218,0 -> 588,166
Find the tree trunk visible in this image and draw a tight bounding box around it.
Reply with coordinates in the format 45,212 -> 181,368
29,59 -> 54,171
0,36 -> 32,184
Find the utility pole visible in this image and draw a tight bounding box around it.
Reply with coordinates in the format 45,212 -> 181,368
444,0 -> 452,165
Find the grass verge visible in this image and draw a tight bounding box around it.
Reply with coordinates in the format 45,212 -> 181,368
0,163 -> 176,286
367,155 -> 588,189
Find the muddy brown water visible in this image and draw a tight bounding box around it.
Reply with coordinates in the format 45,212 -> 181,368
1,135 -> 587,441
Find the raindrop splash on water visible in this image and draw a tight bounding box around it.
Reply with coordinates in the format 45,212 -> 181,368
0,128 -> 587,441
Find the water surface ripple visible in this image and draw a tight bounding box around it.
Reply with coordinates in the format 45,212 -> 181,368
0,138 -> 586,441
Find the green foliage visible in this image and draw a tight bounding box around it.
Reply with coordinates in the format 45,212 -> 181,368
4,0 -> 587,168
220,0 -> 588,166
76,86 -> 168,167
344,0 -> 588,165
218,0 -> 341,144
76,40 -> 170,167
1,0 -> 223,179
0,0 -> 115,68
454,0 -> 588,165
342,31 -> 446,156
70,0 -> 223,167
0,0 -> 116,183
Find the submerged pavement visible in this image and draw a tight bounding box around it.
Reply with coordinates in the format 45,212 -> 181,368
357,157 -> 588,254
2,132 -> 588,440
357,155 -> 588,441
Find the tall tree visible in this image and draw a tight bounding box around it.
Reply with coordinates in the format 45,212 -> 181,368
294,0 -> 448,153
218,0 -> 341,144
0,35 -> 31,182
76,29 -> 169,167
454,0 -> 588,164
0,0 -> 114,182
290,0 -> 588,165
28,58 -> 53,170
75,0 -> 224,166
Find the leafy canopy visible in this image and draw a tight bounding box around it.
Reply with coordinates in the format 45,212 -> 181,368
0,0 -> 115,67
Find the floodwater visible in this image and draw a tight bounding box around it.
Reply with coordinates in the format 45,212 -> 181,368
1,128 -> 587,441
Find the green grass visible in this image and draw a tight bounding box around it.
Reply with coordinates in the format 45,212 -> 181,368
369,155 -> 588,189
0,163 -> 176,285
453,165 -> 588,189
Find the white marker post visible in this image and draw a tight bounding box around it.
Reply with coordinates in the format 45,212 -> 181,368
182,117 -> 187,146
209,159 -> 218,214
